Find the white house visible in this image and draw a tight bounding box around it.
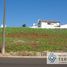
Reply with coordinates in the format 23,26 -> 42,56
31,20 -> 60,28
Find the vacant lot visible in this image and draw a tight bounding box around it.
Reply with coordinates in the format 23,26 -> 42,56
0,27 -> 67,52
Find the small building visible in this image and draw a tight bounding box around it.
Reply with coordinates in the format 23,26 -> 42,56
31,20 -> 60,28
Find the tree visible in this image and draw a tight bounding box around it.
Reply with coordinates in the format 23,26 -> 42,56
22,24 -> 26,27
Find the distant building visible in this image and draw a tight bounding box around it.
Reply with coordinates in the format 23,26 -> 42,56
31,20 -> 60,28
37,20 -> 60,28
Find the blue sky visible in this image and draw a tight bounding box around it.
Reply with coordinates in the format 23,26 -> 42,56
0,0 -> 67,27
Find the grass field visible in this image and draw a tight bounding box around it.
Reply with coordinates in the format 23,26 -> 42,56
0,27 -> 67,52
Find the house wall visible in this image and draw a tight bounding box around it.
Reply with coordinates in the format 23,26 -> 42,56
41,22 -> 54,28
41,22 -> 60,28
51,23 -> 60,27
41,22 -> 48,28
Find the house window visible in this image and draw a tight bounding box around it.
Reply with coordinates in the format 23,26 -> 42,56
47,22 -> 51,25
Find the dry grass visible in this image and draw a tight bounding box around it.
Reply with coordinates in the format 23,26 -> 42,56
0,27 -> 67,52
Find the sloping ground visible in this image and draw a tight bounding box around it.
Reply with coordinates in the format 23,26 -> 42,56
0,27 -> 67,52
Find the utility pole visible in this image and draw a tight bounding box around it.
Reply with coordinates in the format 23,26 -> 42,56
2,0 -> 6,55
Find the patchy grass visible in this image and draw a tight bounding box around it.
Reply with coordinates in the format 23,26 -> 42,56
0,27 -> 67,52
